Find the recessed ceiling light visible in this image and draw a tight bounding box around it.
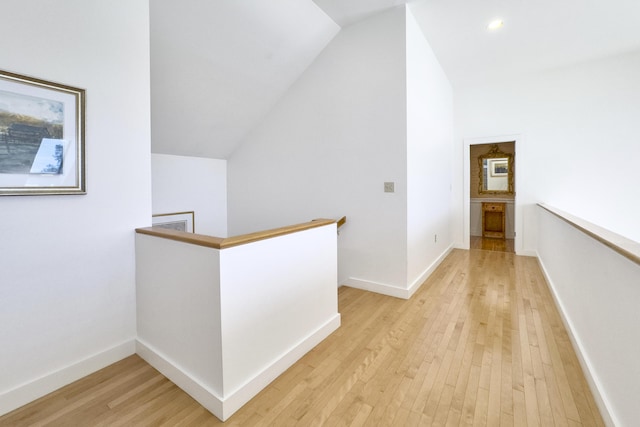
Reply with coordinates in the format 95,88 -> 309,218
487,19 -> 504,30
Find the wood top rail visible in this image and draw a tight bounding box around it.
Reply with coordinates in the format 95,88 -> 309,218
538,203 -> 640,266
136,217 -> 340,250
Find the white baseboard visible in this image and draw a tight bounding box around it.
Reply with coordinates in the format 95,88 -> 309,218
221,314 -> 340,419
516,249 -> 538,257
0,339 -> 136,417
137,313 -> 341,421
135,339 -> 224,418
536,255 -> 616,427
343,245 -> 454,300
342,277 -> 409,299
406,245 -> 454,299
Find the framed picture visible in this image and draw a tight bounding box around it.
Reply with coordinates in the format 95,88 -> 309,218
0,69 -> 85,195
491,160 -> 508,177
152,211 -> 195,233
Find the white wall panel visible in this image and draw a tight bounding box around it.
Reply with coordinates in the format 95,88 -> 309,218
537,206 -> 640,427
406,7 -> 454,286
0,0 -> 151,415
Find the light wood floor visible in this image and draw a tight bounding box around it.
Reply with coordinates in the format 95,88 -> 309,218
0,249 -> 604,426
470,236 -> 515,253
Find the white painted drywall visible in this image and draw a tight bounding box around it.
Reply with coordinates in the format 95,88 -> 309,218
453,50 -> 640,250
151,154 -> 227,237
219,225 -> 338,397
135,223 -> 339,420
228,8 -> 409,288
0,0 -> 151,415
405,7 -> 454,286
537,207 -> 640,427
150,0 -> 340,159
136,234 -> 223,396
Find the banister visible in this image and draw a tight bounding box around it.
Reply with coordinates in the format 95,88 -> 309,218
538,203 -> 640,266
337,216 -> 347,228
136,217 -> 338,250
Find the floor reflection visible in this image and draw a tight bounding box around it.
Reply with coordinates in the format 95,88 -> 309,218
470,236 -> 514,253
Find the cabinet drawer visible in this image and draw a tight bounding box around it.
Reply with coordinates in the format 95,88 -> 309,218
483,203 -> 504,212
482,202 -> 506,239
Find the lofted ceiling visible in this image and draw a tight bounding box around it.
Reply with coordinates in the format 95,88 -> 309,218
150,0 -> 640,159
312,0 -> 409,27
409,0 -> 640,86
150,0 -> 339,159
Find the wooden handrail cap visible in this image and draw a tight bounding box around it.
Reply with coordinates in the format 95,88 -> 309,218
136,217 -> 339,249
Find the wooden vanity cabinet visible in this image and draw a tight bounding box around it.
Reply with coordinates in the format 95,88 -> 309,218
482,202 -> 506,239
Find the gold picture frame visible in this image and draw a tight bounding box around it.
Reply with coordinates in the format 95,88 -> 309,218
478,144 -> 514,195
0,69 -> 86,195
152,211 -> 195,233
490,160 -> 509,177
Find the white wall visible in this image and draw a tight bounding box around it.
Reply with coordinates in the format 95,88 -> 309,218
0,0 -> 151,416
136,235 -> 223,397
453,50 -> 640,250
537,207 -> 640,427
405,7 -> 454,288
152,154 -> 227,237
136,223 -> 340,420
219,225 -> 339,400
228,8 -> 409,289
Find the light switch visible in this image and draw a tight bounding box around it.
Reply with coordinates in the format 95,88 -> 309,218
384,182 -> 395,193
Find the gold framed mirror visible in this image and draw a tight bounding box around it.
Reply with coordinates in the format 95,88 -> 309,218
478,144 -> 514,195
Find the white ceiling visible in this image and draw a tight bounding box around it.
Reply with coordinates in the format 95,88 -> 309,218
408,0 -> 640,86
314,0 -> 640,86
312,0 -> 408,27
151,0 -> 640,159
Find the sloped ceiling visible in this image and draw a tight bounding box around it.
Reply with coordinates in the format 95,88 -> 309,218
150,0 -> 640,159
150,0 -> 339,159
312,0 -> 408,27
314,0 -> 640,85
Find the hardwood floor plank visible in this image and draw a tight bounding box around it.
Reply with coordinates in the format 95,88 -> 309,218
512,389 -> 527,427
0,249 -> 605,427
470,236 -> 515,253
461,362 -> 482,425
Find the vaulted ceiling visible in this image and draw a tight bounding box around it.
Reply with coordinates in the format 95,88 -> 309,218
408,0 -> 640,86
150,0 -> 640,159
150,0 -> 339,159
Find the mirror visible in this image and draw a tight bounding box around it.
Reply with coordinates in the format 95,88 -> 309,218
479,144 -> 514,194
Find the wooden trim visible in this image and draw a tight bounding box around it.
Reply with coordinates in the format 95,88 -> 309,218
136,218 -> 336,250
538,203 -> 640,266
470,198 -> 515,204
135,227 -> 224,248
336,216 -> 347,228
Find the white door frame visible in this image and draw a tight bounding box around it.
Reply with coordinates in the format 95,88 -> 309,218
463,134 -> 524,255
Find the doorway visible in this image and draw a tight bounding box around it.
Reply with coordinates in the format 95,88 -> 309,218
470,141 -> 515,253
463,135 -> 523,254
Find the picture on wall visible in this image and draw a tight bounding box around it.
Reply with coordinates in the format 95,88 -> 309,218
152,211 -> 195,233
0,69 -> 85,195
491,161 -> 508,177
